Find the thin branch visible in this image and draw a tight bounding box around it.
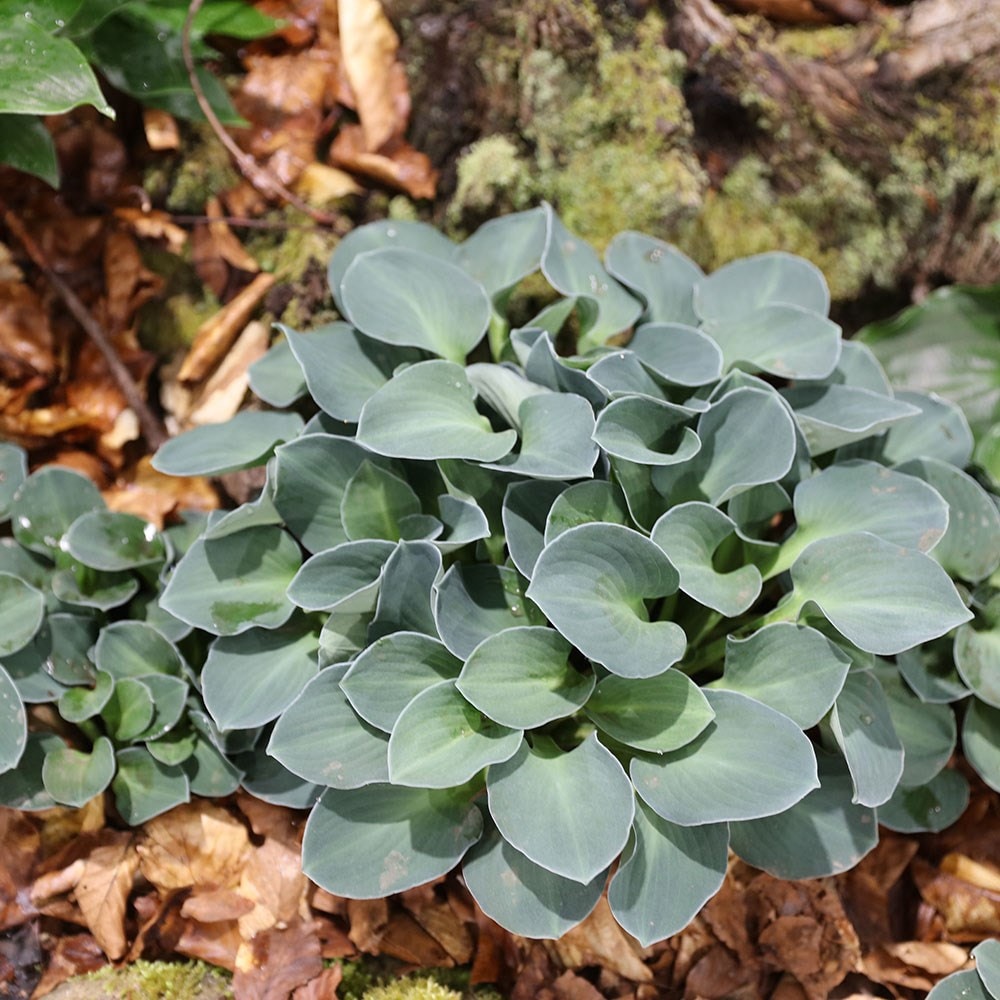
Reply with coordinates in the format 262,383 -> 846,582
168,213 -> 340,231
181,0 -> 340,227
1,202 -> 168,450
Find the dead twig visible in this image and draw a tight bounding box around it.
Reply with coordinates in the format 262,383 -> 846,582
1,202 -> 168,450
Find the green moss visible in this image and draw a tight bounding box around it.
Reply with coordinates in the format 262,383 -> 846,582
137,246 -> 221,355
362,977 -> 463,1000
81,960 -> 231,1000
160,126 -> 241,214
447,135 -> 535,229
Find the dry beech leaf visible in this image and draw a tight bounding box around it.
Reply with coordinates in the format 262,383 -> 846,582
0,280 -> 56,380
551,969 -> 605,1000
186,320 -> 270,428
176,917 -> 244,972
312,913 -> 356,959
404,899 -> 473,965
113,208 -> 187,255
142,108 -> 181,151
913,857 -> 1000,938
31,859 -> 86,905
549,898 -> 653,983
74,835 -> 139,960
182,887 -> 256,923
235,792 -> 305,848
348,897 -> 388,953
292,964 -> 344,1000
862,941 -> 969,990
233,920 -> 323,1000
941,853 -> 1000,891
329,125 -> 437,200
30,932 -> 106,998
378,911 -> 453,967
0,809 -> 41,931
238,837 -> 309,940
101,229 -> 163,335
102,455 -> 219,529
295,162 -> 363,204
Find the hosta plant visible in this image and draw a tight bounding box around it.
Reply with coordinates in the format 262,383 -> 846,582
150,204 -> 1000,944
0,447 -> 245,823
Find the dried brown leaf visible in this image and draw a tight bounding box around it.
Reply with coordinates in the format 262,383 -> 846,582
862,941 -> 969,990
113,208 -> 187,255
182,887 -> 256,923
0,809 -> 41,930
404,898 -> 473,965
30,933 -> 106,999
295,162 -> 363,204
378,911 -> 453,967
238,837 -> 309,940
329,125 -> 437,200
549,898 -> 652,983
74,835 -> 139,960
913,856 -> 1000,939
186,320 -> 270,428
142,108 -> 181,151
291,964 -> 343,1000
233,921 -> 323,1000
348,897 -> 388,953
235,791 -> 305,849
176,917 -> 244,972
0,281 -> 55,381
312,913 -> 356,959
102,456 -> 219,528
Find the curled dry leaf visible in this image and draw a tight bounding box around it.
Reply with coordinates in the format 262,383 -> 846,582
233,920 -> 323,1000
861,941 -> 969,990
913,856 -> 1000,938
377,911 -> 454,967
74,835 -> 140,960
291,964 -> 343,1000
235,791 -> 305,848
181,887 -> 256,923
347,897 -> 389,953
549,898 -> 653,984
176,917 -> 244,972
112,208 -> 187,255
237,837 -> 310,941
329,125 -> 438,200
0,809 -> 42,931
30,933 -> 106,999
186,321 -> 271,428
142,109 -> 181,152
0,280 -> 55,381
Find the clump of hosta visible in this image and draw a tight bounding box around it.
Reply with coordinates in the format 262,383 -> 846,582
0,447 -> 245,823
151,204 -> 1000,945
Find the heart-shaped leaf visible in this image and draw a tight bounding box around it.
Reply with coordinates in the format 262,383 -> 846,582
0,573 -> 44,657
11,466 -> 103,557
287,540 -> 395,613
369,540 -> 442,639
101,677 -> 155,742
58,670 -> 114,724
586,350 -> 676,402
112,746 -> 190,824
511,328 -> 607,405
502,481 -> 568,578
182,734 -> 244,799
593,396 -> 701,467
544,480 -> 629,546
625,323 -> 723,386
94,621 -> 183,679
877,768 -> 969,833
42,735 -> 115,807
341,462 -> 422,542
0,733 -> 60,810
247,336 -> 307,407
0,666 -> 26,773
454,207 -> 546,300
50,563 -> 138,611
64,510 -> 165,571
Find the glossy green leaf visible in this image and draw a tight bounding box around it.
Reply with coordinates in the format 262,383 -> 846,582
728,752 -> 876,878
358,361 -> 517,462
11,466 -> 103,557
0,665 -> 26,774
487,735 -> 634,883
0,443 -> 27,521
267,666 -> 389,789
152,410 -> 303,476
631,690 -> 818,825
785,532 -> 972,654
972,939 -> 1000,999
963,698 -> 1000,793
608,800 -> 728,947
457,627 -> 592,729
502,481 -> 567,578
302,784 -> 482,897
287,540 -> 394,613
94,621 -> 183,679
0,732 -> 59,810
880,390 -> 974,468
247,336 -> 307,407
112,746 -> 190,824
340,462 -> 422,542
462,826 -> 605,939
342,632 -> 462,732
526,523 -> 684,679
877,768 -> 969,833
101,677 -> 154,742
42,735 -> 114,807
625,323 -> 723,386
454,207 -> 546,300
64,509 -> 165,570
0,572 -> 44,657
0,114 -> 59,186
926,970 -> 993,1000
878,669 -> 956,786
58,670 -> 114,723
593,396 -> 701,467
585,671 -> 714,753
161,526 -> 301,635
710,624 -> 851,729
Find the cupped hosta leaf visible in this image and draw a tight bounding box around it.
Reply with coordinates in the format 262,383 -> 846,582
319,608 -> 372,666
972,939 -> 1000,998
358,361 -> 517,462
511,328 -> 607,406
783,384 -> 920,457
369,540 -> 442,639
693,251 -> 830,323
147,727 -> 199,767
631,690 -> 818,825
181,734 -> 244,799
651,503 -> 761,616
625,323 -> 723,386
727,482 -> 790,544
585,671 -> 715,754
236,746 -> 319,808
203,624 -> 319,730
897,643 -> 970,704
502,481 -> 568,578
463,825 -> 605,939
282,322 -> 422,422
434,494 -> 490,555
0,666 -> 26,774
0,443 -> 27,521
526,523 -> 684,679
828,671 -> 903,807
487,735 -> 634,883
342,632 -> 463,732
161,526 -> 301,636
0,732 -> 60,810
434,564 -> 542,660
58,670 -> 114,723
710,624 -> 851,729
954,597 -> 1000,709
898,458 -> 1000,583
268,666 -> 389,789
586,350 -> 676,402
878,669 -> 956,786
728,752 -> 876,878
786,532 -> 972,654
593,396 -> 701,467
247,337 -> 307,407
11,466 -> 103,556
0,573 -> 44,657
41,736 -> 114,807
341,462 -> 422,542
51,563 -> 138,611
303,783 -> 483,897
877,768 -> 969,833
963,698 -> 1000,793
457,627 -> 593,729
341,247 -> 491,362
152,411 -> 303,476
2,634 -> 68,704
880,391 -> 975,468
604,231 -> 702,326
388,680 -> 522,788
287,540 -> 395,613
454,207 -> 546,300
32,614 -> 94,687
94,621 -> 183,679
63,510 -> 165,571
608,800 -> 728,947
101,677 -> 154,742
544,481 -> 629,547
112,746 -> 190,824
132,675 -> 188,742
926,970 -> 994,1000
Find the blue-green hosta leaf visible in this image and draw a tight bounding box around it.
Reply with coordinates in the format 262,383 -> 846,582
113,747 -> 190,824
463,825 -> 605,939
131,675 -> 188,742
39,611 -> 99,683
728,752 -> 876,878
693,251 -> 830,323
880,391 -> 974,468
954,596 -> 1000,709
369,541 -> 442,639
101,677 -> 154,742
11,466 -> 103,557
2,633 -> 68,704
247,337 -> 307,408
328,219 -> 456,311
282,322 -> 422,422
927,971 -> 994,1000
727,482 -> 790,545
785,532 -> 972,655
526,296 -> 579,338
543,481 -> 629,546
526,523 -> 684,679
821,339 -> 893,394
341,462 -> 422,542
454,208 -> 546,300
58,670 -> 114,724
487,735 -> 634,884
828,670 -> 903,807
457,627 -> 593,729
0,573 -> 44,657
511,328 -> 607,406
203,625 -> 319,731
710,624 -> 851,729
541,206 -> 642,353
586,350 -> 676,402
972,939 -> 1000,999
203,467 -> 282,541
465,363 -> 547,428
358,361 -> 517,462
963,698 -> 1000,793
342,632 -> 462,732
0,732 -> 60,810
593,396 -> 701,467
161,526 -> 301,636
341,248 -> 490,362
287,540 -> 395,613
782,384 -> 921,456
303,784 -> 483,897
897,644 -> 970,704
625,323 -> 723,387
651,502 -> 761,616
152,411 -> 303,476
236,746 -> 320,808
268,666 -> 388,789
877,768 -> 969,834
898,458 -> 1000,583
50,563 -> 138,611
434,494 -> 490,555
175,733 -> 241,798
94,621 -> 183,679
319,608 -> 371,666
608,800 -> 728,947
585,671 -> 715,753
41,736 -> 114,807
63,510 -> 165,570
388,680 -> 522,788
604,231 -> 702,326
0,666 -> 25,774
434,564 -> 542,660
0,443 -> 27,521
502,481 -> 568,578
631,690 -> 818,825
